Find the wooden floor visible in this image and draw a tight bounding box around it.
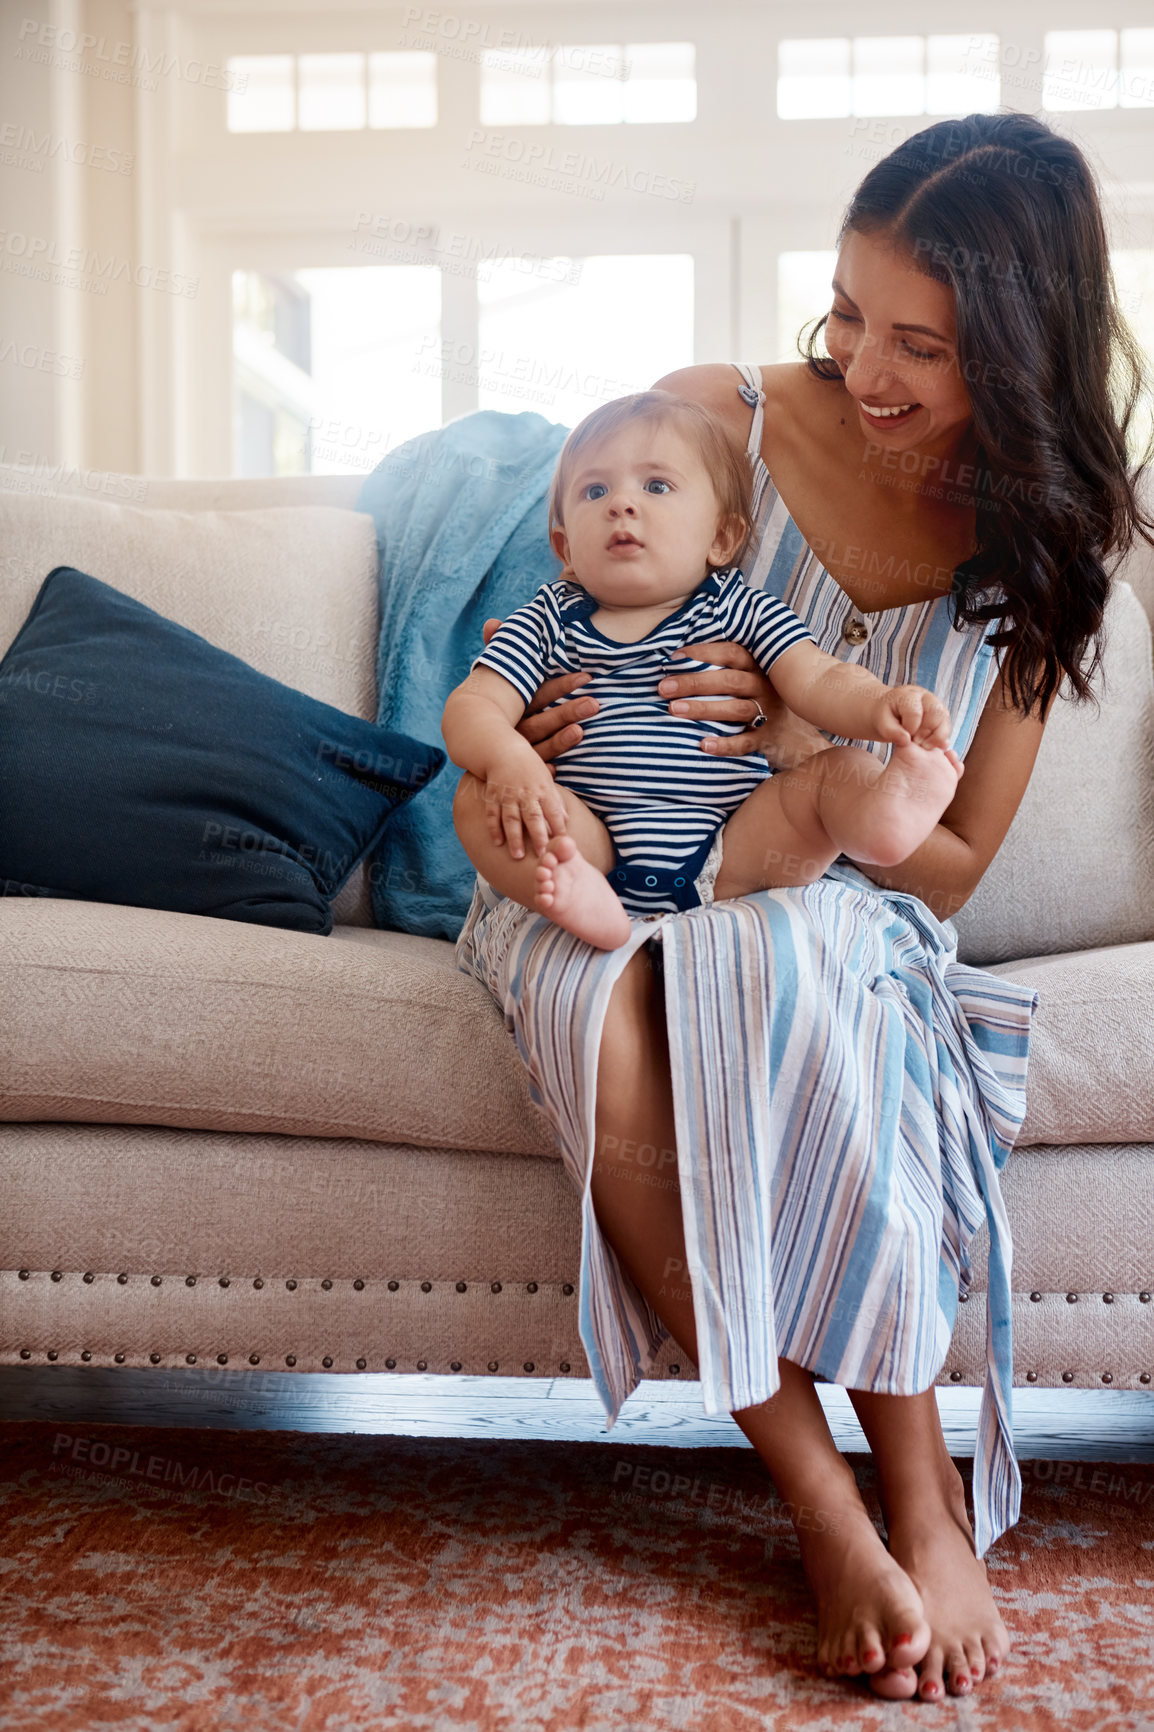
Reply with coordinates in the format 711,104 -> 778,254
2,1366 -> 1152,1460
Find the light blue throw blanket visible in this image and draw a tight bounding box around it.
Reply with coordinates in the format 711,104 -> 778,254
358,410 -> 570,938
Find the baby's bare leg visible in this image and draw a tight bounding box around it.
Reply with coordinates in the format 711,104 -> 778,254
712,744 -> 961,901
452,773 -> 631,948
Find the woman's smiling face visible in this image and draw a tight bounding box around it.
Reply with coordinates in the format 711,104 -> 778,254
823,227 -> 974,458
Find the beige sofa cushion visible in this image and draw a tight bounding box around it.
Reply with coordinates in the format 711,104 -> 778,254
0,899 -> 556,1156
988,942 -> 1154,1148
953,581 -> 1154,966
0,485 -> 379,717
0,463 -> 365,514
0,898 -> 1147,1154
0,484 -> 383,926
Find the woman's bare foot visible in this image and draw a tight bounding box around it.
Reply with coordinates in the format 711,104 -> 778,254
534,835 -> 632,949
795,1486 -> 931,1686
870,1461 -> 1011,1701
835,742 -> 964,868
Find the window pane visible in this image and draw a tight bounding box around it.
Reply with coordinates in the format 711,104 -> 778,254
233,267 -> 441,477
926,34 -> 1000,114
369,52 -> 438,128
480,48 -> 551,125
853,36 -> 924,117
1043,31 -> 1118,112
237,395 -> 311,478
298,53 -> 366,131
553,45 -> 627,125
298,267 -> 441,472
233,271 -> 313,475
1111,249 -> 1154,458
1120,30 -> 1154,110
623,42 -> 696,123
777,252 -> 837,365
226,56 -> 294,133
778,38 -> 851,119
476,254 -> 693,428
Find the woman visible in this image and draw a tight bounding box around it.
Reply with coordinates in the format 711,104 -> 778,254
458,112 -> 1152,1701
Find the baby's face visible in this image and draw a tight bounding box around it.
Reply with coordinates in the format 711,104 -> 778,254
551,421 -> 736,609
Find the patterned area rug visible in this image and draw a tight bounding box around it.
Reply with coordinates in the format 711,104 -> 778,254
1,1421 -> 1152,1731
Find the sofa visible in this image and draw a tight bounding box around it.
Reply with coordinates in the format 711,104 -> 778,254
2,460 -> 1153,1408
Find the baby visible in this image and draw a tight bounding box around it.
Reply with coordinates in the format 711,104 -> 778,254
442,391 -> 963,950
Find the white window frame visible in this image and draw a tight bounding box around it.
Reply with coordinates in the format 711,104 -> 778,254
126,3 -> 1154,480
152,214 -> 731,479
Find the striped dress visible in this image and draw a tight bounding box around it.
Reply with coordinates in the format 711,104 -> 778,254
456,362 -> 1038,1557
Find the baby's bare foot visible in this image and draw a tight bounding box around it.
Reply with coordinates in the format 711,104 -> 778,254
871,1465 -> 1011,1701
849,742 -> 963,868
534,836 -> 632,949
797,1489 -> 930,1689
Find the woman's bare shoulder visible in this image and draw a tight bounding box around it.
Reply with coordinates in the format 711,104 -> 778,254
650,361 -> 841,451
649,362 -> 753,443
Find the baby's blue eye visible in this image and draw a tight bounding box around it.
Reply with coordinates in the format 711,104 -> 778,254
645,479 -> 672,494
584,482 -> 608,500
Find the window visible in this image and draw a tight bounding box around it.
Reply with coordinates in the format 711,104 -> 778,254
370,52 -> 438,128
777,35 -> 999,119
1120,32 -> 1154,108
853,37 -> 924,118
233,271 -> 312,475
225,53 -> 437,133
1112,249 -> 1154,458
480,43 -> 696,126
298,54 -> 366,131
1043,30 -> 1154,111
475,255 -> 694,427
622,44 -> 697,123
777,252 -> 837,364
227,57 -> 295,133
233,268 -> 441,477
926,37 -> 998,116
480,49 -> 551,126
553,43 -> 630,126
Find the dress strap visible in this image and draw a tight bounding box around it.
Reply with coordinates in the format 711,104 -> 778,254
732,362 -> 765,459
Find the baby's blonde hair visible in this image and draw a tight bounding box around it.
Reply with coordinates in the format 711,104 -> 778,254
548,390 -> 753,571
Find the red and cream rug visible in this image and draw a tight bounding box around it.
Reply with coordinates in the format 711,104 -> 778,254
1,1421 -> 1152,1731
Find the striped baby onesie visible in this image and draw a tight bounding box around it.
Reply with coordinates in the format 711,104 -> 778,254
472,566 -> 814,912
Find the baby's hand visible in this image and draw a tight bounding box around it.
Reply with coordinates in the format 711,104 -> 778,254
481,752 -> 569,860
870,685 -> 952,750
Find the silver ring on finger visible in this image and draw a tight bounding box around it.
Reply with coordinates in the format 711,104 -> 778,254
751,708 -> 767,729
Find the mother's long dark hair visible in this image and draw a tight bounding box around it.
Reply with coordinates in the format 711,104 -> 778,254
804,112 -> 1153,718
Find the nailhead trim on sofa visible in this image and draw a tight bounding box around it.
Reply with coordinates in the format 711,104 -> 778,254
4,1268 -> 1152,1387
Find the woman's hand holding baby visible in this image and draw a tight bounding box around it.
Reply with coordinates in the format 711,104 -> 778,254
661,640 -> 832,768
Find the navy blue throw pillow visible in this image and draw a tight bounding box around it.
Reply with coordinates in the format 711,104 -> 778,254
0,567 -> 445,935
